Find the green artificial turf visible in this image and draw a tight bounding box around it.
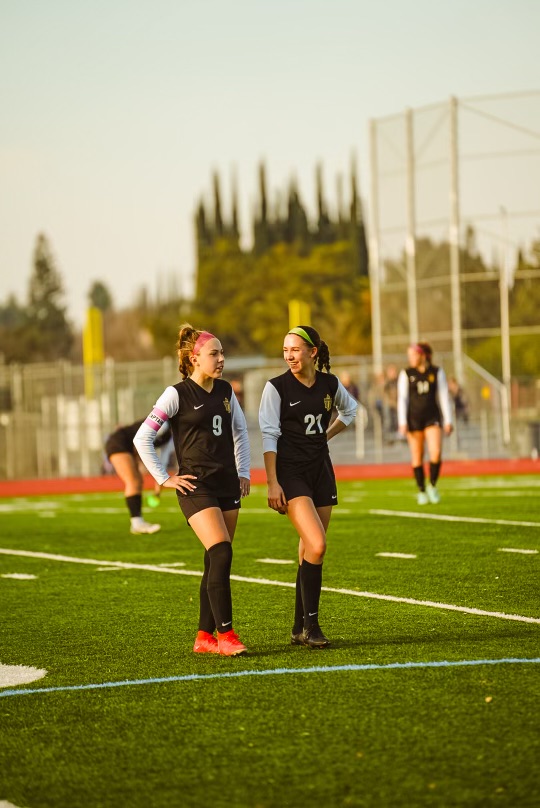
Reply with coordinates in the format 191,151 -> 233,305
0,475 -> 539,807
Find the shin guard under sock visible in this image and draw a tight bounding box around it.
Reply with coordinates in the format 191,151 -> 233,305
300,559 -> 323,630
430,461 -> 441,486
207,542 -> 233,632
126,494 -> 142,518
293,565 -> 303,634
199,549 -> 216,634
413,466 -> 425,492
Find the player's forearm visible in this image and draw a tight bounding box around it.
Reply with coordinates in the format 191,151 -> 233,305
263,451 -> 278,484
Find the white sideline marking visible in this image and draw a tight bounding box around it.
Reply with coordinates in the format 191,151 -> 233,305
257,558 -> 294,565
158,561 -> 186,567
1,547 -> 539,624
1,573 -> 37,580
499,548 -> 538,555
1,658 -> 539,700
371,509 -> 540,529
376,553 -> 417,559
97,567 -> 125,572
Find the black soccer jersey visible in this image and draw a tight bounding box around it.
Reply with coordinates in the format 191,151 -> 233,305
398,365 -> 443,430
134,378 -> 250,496
169,378 -> 240,493
259,369 -> 357,472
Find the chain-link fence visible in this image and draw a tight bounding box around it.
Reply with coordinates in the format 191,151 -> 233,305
1,354 -> 537,480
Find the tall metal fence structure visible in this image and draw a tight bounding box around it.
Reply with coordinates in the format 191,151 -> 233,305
368,92 -> 540,444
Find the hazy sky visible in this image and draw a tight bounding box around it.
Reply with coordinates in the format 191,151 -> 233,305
1,0 -> 539,326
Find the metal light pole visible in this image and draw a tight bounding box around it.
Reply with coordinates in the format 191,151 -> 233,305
405,108 -> 419,344
449,96 -> 464,383
368,118 -> 383,376
499,206 -> 512,444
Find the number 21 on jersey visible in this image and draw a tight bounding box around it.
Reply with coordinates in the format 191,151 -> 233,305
304,413 -> 323,434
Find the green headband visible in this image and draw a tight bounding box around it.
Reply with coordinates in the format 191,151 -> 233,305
288,326 -> 316,347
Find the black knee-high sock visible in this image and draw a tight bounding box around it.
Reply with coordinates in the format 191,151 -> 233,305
207,542 -> 233,632
300,560 -> 323,630
413,466 -> 425,492
430,461 -> 441,486
292,564 -> 303,634
198,549 -> 216,634
126,494 -> 142,518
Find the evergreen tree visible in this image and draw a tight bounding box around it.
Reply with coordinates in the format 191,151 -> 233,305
88,281 -> 113,312
253,162 -> 271,254
212,171 -> 224,238
25,233 -> 73,360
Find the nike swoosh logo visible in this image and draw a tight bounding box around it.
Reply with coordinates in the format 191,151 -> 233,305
331,495 -> 337,499
234,499 -> 241,504
221,620 -> 232,627
194,404 -> 204,409
290,401 -> 301,406
308,611 -> 317,617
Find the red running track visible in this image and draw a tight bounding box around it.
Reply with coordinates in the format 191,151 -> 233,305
0,458 -> 538,498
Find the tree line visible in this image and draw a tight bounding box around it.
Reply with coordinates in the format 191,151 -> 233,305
0,163 -> 539,378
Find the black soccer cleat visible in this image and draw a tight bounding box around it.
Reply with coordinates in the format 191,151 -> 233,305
302,625 -> 331,648
291,630 -> 306,646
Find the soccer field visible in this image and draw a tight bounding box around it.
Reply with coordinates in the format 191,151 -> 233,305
1,475 -> 539,808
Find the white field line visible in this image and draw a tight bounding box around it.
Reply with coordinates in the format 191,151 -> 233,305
2,657 -> 540,699
370,509 -> 540,529
376,553 -> 417,559
0,505 -> 351,516
499,548 -> 538,555
1,547 -> 539,625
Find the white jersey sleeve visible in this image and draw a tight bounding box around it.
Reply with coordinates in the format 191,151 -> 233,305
258,381 -> 282,454
333,380 -> 358,426
437,368 -> 454,427
133,386 -> 180,485
397,369 -> 409,428
230,390 -> 250,479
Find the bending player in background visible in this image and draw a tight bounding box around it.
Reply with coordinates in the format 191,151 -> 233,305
259,325 -> 357,649
104,419 -> 171,535
397,342 -> 453,505
134,324 -> 250,657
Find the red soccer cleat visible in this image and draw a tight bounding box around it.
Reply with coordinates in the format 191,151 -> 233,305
217,629 -> 247,656
193,631 -> 219,654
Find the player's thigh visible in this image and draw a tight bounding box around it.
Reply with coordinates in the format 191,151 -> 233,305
188,506 -> 233,551
287,496 -> 327,560
222,508 -> 239,542
406,431 -> 425,466
109,452 -> 142,489
296,507 -> 331,563
316,505 -> 332,533
424,424 -> 442,460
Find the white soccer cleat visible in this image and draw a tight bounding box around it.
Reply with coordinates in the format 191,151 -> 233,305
426,484 -> 441,504
130,518 -> 161,535
417,491 -> 429,505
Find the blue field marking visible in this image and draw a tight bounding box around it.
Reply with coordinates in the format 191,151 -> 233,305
1,657 -> 539,699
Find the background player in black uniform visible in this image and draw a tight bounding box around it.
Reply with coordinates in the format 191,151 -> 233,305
104,419 -> 171,534
259,325 -> 357,648
397,342 -> 453,504
134,324 -> 250,657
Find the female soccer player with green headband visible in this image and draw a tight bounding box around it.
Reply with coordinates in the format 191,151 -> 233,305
259,325 -> 358,648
